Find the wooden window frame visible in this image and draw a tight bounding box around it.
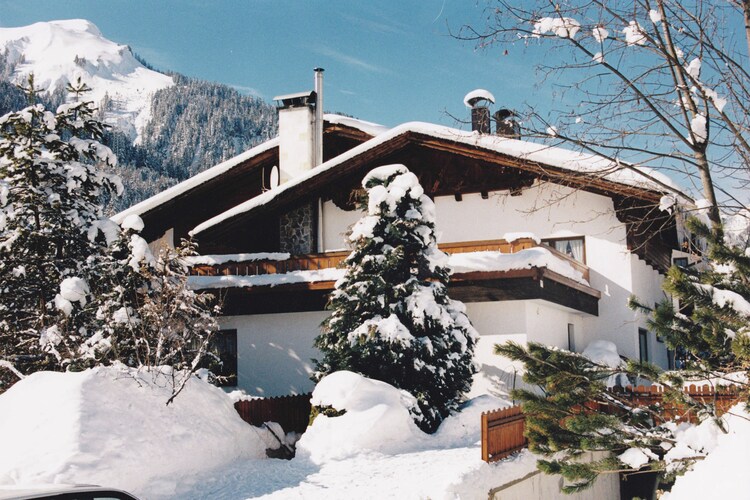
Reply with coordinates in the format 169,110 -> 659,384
541,236 -> 586,264
638,328 -> 649,363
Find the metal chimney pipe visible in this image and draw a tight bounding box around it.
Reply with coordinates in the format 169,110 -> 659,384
314,68 -> 324,167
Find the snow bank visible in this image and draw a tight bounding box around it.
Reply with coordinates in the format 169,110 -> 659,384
0,365 -> 275,498
433,395 -> 512,449
664,405 -> 750,499
297,371 -> 428,463
249,372 -> 535,500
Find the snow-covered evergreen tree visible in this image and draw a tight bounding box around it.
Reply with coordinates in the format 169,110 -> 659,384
497,217 -> 750,492
0,76 -> 122,386
314,164 -> 477,433
0,78 -> 219,399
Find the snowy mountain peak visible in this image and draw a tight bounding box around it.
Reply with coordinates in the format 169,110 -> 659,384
0,19 -> 174,141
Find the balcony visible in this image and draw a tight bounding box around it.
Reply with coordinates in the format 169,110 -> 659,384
189,237 -> 590,284
188,238 -> 599,316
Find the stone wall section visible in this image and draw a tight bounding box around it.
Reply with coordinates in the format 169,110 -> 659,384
279,202 -> 316,254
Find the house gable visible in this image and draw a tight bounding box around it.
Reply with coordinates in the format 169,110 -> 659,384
189,126 -> 683,272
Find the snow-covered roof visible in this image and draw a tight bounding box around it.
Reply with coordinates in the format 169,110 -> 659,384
323,113 -> 389,136
185,252 -> 291,266
112,138 -> 279,223
114,115 -> 386,223
191,121 -> 688,236
187,247 -> 591,289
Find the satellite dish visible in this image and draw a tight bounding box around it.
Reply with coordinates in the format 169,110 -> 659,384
269,165 -> 279,189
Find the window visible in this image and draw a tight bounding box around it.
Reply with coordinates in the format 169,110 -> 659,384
542,237 -> 585,263
638,328 -> 649,362
673,257 -> 689,269
567,323 -> 575,352
208,329 -> 237,386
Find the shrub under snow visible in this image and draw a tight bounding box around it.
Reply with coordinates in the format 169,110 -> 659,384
297,370 -> 428,463
298,371 -> 515,463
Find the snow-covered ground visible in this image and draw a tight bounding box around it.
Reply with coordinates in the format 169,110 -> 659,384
0,19 -> 173,141
662,405 -> 750,500
0,368 -> 536,499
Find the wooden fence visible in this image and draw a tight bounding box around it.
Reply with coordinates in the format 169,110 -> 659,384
605,384 -> 742,424
481,405 -> 527,463
480,385 -> 743,463
234,393 -> 312,434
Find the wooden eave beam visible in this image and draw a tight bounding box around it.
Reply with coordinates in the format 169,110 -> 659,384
324,124 -> 375,143
406,132 -> 664,203
195,129 -> 669,242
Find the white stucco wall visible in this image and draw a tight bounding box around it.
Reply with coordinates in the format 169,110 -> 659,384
220,311 -> 327,397
321,199 -> 359,251
228,182 -> 672,396
224,301 -> 583,398
465,301 -> 585,398
630,254 -> 670,367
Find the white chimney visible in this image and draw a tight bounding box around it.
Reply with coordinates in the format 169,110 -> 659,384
273,69 -> 325,184
274,90 -> 315,184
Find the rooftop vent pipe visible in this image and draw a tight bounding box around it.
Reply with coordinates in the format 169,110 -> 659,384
464,89 -> 495,134
314,68 -> 324,167
494,109 -> 521,139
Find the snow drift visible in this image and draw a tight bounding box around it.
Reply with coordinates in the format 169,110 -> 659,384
0,364 -> 276,498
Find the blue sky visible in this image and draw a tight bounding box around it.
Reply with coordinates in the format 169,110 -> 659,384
0,0 -> 540,128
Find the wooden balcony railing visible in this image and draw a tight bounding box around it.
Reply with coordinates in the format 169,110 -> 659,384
190,237 -> 590,283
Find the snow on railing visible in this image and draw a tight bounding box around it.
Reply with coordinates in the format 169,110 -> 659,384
189,238 -> 589,282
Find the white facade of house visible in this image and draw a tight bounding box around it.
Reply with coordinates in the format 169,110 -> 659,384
221,180 -> 671,397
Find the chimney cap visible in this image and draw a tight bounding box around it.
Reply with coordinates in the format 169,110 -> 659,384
273,90 -> 316,108
464,89 -> 495,108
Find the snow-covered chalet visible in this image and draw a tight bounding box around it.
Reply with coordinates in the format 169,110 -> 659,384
114,70 -> 695,398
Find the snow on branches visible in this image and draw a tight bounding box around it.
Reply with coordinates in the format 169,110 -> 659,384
0,77 -> 219,400
314,164 -> 477,433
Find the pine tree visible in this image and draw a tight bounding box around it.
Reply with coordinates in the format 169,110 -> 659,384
314,164 -> 478,433
497,217 -> 750,492
0,75 -> 122,387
